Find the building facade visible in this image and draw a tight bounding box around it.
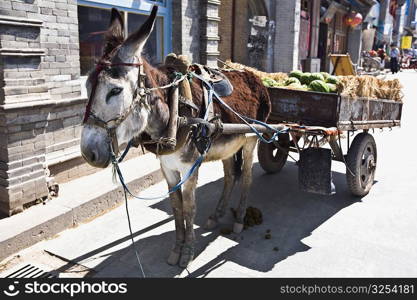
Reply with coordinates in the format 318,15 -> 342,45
0,0 -> 377,217
0,0 -> 224,216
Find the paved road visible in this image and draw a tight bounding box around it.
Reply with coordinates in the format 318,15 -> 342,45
3,70 -> 417,278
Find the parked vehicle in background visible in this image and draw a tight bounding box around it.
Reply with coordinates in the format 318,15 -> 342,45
400,48 -> 417,71
360,50 -> 384,73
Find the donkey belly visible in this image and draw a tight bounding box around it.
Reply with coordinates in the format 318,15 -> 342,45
159,134 -> 247,173
204,134 -> 246,162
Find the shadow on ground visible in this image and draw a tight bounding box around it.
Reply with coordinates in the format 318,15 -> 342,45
56,161 -> 362,277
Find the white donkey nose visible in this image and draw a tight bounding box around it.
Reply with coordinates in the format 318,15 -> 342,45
80,126 -> 111,168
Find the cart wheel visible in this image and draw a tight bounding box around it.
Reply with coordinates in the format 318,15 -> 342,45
257,133 -> 290,174
346,133 -> 377,197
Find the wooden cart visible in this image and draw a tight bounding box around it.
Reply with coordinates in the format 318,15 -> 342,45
257,88 -> 403,196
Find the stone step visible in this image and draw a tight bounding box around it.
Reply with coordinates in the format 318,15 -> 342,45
0,153 -> 163,262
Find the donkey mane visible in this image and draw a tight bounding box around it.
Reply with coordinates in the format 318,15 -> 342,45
137,57 -> 271,126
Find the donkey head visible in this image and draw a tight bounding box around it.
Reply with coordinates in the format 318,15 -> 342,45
81,6 -> 158,168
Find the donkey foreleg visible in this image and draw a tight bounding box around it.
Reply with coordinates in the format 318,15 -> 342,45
179,168 -> 199,268
161,165 -> 185,266
205,157 -> 237,230
234,137 -> 258,233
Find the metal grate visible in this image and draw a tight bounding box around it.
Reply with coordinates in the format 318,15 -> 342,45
3,264 -> 57,278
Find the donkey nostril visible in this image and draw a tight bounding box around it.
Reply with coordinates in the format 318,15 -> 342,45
90,152 -> 96,162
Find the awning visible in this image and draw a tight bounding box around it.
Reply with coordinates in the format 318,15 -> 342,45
320,1 -> 349,23
346,0 -> 378,15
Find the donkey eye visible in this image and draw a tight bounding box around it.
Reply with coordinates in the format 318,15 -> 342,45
110,87 -> 123,96
106,87 -> 123,103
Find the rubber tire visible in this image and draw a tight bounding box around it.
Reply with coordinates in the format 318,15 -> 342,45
346,133 -> 377,197
257,133 -> 290,174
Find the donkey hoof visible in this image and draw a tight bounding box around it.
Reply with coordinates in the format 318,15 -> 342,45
167,250 -> 181,266
204,217 -> 218,230
179,246 -> 194,268
179,253 -> 194,269
233,222 -> 244,234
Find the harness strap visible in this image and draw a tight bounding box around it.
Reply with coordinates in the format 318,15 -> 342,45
83,62 -> 144,124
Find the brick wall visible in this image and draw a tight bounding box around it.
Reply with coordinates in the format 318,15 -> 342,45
172,0 -> 220,67
0,0 -> 84,216
38,0 -> 80,100
201,0 -> 220,67
172,0 -> 202,63
273,0 -> 301,72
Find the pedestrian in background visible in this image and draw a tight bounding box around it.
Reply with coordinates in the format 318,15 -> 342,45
377,48 -> 386,69
390,43 -> 400,74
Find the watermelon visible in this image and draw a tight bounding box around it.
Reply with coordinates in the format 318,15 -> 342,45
285,77 -> 301,86
300,72 -> 312,84
286,83 -> 306,90
262,77 -> 280,87
326,76 -> 339,84
309,80 -> 330,93
309,73 -> 325,82
289,70 -> 303,81
327,83 -> 338,93
320,72 -> 330,80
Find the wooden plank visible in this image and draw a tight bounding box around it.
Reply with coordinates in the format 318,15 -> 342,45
369,99 -> 384,121
268,88 -> 402,131
268,88 -> 339,127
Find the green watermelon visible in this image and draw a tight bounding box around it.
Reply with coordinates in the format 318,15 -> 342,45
327,83 -> 338,93
309,80 -> 330,93
309,73 -> 325,82
262,77 -> 280,87
326,76 -> 339,84
289,70 -> 303,81
285,77 -> 301,86
320,72 -> 330,80
300,72 -> 312,84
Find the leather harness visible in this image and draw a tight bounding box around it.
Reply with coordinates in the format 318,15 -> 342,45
83,59 -> 234,158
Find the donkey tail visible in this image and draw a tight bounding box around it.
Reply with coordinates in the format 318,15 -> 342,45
256,80 -> 272,122
233,148 -> 243,180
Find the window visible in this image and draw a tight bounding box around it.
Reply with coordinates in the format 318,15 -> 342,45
78,5 -> 165,76
127,12 -> 164,64
78,6 -> 110,75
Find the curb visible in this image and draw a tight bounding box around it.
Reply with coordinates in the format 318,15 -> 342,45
0,154 -> 163,262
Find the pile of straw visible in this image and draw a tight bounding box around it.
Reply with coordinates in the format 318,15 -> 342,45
336,75 -> 403,102
222,61 -> 403,102
223,60 -> 288,82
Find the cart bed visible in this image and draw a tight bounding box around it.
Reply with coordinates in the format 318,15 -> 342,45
268,88 -> 403,131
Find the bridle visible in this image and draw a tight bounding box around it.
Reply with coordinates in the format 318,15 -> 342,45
83,60 -> 147,156
83,58 -> 188,157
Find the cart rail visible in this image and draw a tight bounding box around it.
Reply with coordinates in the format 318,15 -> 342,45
267,87 -> 402,131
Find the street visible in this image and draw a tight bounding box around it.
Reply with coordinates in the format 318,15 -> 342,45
1,70 -> 417,278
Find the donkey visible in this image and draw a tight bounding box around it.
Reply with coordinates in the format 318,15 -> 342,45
80,6 -> 271,268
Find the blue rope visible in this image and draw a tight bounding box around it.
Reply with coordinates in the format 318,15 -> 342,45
113,153 -> 205,200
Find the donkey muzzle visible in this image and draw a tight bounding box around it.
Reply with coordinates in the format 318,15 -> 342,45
80,126 -> 111,168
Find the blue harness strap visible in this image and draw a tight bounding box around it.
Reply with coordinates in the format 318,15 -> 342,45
190,72 -> 289,143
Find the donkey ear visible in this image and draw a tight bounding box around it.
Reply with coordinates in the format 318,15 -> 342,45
119,5 -> 158,60
103,8 -> 125,57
